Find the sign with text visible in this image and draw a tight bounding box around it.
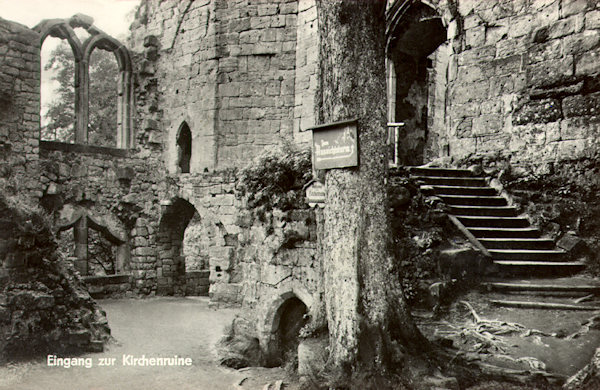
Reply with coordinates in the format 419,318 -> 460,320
305,181 -> 326,208
311,119 -> 358,170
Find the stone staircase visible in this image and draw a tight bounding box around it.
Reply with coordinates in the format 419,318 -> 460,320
409,166 -> 600,310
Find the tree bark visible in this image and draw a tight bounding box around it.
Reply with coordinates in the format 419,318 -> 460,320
316,0 -> 429,374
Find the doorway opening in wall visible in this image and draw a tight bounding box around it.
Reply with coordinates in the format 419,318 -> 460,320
387,2 -> 448,166
273,297 -> 308,368
177,122 -> 192,173
157,198 -> 209,296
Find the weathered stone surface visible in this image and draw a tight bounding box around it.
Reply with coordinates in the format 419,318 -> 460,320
0,194 -> 110,361
557,232 -> 588,258
563,93 -> 600,118
438,247 -> 491,279
564,346 -> 600,390
298,336 -> 328,380
513,99 -> 562,125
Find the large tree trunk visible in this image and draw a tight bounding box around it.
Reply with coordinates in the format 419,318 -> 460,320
317,0 -> 429,374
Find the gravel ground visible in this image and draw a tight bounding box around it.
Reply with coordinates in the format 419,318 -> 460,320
0,297 -> 291,390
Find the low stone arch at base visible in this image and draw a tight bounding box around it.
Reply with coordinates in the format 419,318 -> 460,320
262,291 -> 312,367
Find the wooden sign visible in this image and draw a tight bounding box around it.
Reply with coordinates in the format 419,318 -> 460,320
310,119 -> 358,170
305,181 -> 326,208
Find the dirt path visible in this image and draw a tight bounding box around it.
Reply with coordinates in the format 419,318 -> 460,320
0,297 -> 291,390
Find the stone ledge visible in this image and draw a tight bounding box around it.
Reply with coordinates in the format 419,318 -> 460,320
39,140 -> 130,158
186,270 -> 210,278
83,274 -> 132,286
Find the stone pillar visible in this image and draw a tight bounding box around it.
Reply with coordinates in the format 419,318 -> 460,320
116,242 -> 129,273
75,58 -> 88,143
74,217 -> 88,275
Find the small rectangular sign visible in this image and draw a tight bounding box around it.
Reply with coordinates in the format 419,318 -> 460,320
305,181 -> 326,207
311,119 -> 358,170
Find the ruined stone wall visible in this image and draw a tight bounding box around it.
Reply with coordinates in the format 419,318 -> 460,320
0,18 -> 40,199
293,0 -> 319,145
442,0 -> 600,169
130,0 -> 306,171
158,172 -> 242,299
235,205 -> 319,363
125,0 -> 321,302
0,193 -> 111,362
129,0 -> 219,173
38,144 -> 164,295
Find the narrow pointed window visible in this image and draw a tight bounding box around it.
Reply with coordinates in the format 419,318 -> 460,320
177,122 -> 192,173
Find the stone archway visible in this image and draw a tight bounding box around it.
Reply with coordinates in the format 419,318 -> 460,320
386,1 -> 448,165
263,292 -> 310,367
55,205 -> 129,276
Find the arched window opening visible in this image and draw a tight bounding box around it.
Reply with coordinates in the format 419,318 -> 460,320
88,48 -> 119,147
177,122 -> 192,173
40,37 -> 75,143
35,15 -> 134,149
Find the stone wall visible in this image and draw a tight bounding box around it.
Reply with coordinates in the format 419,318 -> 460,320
0,18 -> 40,200
38,138 -> 165,296
442,0 -> 600,168
235,205 -> 319,364
293,0 -> 319,145
219,200 -> 321,366
0,194 -> 111,362
129,0 -> 316,171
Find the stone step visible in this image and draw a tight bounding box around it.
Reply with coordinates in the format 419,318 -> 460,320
448,205 -> 519,217
429,185 -> 498,196
480,238 -> 555,250
493,260 -> 586,276
489,249 -> 566,261
409,166 -> 474,177
490,299 -> 600,311
469,227 -> 542,238
439,195 -> 507,206
485,282 -> 600,294
412,176 -> 488,187
456,215 -> 531,228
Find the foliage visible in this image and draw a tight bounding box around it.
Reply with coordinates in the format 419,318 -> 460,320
237,142 -> 312,216
41,41 -> 119,146
388,174 -> 449,306
0,192 -> 56,266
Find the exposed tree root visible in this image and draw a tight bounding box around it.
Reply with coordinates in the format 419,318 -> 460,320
566,313 -> 600,340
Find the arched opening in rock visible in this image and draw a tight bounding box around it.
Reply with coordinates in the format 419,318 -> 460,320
157,198 -> 208,295
272,296 -> 308,367
387,1 -> 447,166
177,122 -> 192,173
